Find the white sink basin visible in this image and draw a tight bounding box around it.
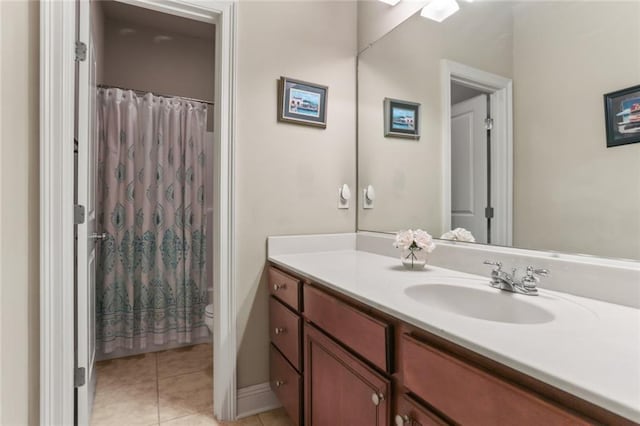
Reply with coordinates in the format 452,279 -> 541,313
404,284 -> 555,324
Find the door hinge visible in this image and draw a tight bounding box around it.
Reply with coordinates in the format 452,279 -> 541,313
74,204 -> 86,224
485,206 -> 494,219
484,117 -> 494,130
75,41 -> 87,62
74,367 -> 86,388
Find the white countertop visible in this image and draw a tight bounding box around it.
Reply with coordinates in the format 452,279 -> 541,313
269,249 -> 640,422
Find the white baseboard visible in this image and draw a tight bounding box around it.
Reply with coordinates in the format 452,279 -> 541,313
236,382 -> 281,419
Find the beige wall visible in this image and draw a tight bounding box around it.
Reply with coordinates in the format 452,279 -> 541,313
103,18 -> 214,102
512,1 -> 640,259
358,3 -> 513,234
102,15 -> 215,128
235,0 -> 357,388
0,1 -> 40,425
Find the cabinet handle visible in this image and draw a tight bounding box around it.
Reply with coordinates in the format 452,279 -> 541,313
395,414 -> 411,426
371,392 -> 385,406
274,380 -> 285,388
274,327 -> 286,335
273,283 -> 286,291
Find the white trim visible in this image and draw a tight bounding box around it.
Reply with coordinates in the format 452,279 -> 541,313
236,383 -> 281,419
441,60 -> 513,246
40,1 -> 77,424
40,0 -> 238,423
0,1 -> 3,418
115,0 -> 217,23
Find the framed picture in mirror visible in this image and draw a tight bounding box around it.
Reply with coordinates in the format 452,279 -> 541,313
277,77 -> 328,128
384,98 -> 420,139
604,85 -> 640,147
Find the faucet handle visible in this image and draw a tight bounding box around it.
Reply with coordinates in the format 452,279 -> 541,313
484,260 -> 502,270
526,266 -> 549,277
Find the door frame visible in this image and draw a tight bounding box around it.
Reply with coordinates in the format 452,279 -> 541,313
39,0 -> 238,423
440,59 -> 513,246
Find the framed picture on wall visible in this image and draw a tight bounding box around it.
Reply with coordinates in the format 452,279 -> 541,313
604,84 -> 640,147
384,98 -> 421,140
277,77 -> 328,128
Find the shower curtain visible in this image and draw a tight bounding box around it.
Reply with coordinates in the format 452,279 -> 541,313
96,88 -> 209,354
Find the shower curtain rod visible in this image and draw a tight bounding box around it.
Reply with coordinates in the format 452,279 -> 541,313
97,84 -> 215,106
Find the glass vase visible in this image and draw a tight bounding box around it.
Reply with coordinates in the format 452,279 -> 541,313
401,247 -> 428,269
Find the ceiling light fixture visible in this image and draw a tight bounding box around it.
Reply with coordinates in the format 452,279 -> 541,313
379,0 -> 402,6
420,0 -> 460,22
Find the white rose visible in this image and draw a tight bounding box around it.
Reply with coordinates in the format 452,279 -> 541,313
413,229 -> 436,253
393,229 -> 415,250
440,227 -> 476,243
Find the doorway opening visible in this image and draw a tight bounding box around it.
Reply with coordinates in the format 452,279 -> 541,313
450,83 -> 492,243
441,60 -> 513,247
75,1 -> 217,423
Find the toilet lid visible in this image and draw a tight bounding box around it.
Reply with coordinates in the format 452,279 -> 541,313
205,304 -> 214,316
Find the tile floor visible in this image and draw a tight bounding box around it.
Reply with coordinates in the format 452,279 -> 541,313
91,344 -> 293,426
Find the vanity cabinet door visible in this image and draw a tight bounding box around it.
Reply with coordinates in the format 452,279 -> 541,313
304,323 -> 390,426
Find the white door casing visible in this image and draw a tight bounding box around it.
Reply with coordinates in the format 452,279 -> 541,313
76,0 -> 97,423
440,59 -> 513,246
40,1 -> 238,424
451,94 -> 488,244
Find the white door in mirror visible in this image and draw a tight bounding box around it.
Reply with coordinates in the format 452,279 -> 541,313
338,184 -> 351,209
363,185 -> 375,209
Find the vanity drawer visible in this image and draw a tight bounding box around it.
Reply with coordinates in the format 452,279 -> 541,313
303,284 -> 392,373
269,267 -> 302,311
270,344 -> 302,426
395,394 -> 448,426
270,296 -> 302,371
401,334 -> 591,426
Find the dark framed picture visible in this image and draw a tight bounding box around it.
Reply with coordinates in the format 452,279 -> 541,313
604,84 -> 640,148
277,77 -> 328,128
384,98 -> 420,140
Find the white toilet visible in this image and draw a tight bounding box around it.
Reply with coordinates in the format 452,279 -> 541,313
205,304 -> 214,334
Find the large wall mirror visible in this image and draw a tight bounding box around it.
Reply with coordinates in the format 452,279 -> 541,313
357,0 -> 640,261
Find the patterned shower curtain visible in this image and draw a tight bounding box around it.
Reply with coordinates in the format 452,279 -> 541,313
96,88 -> 209,354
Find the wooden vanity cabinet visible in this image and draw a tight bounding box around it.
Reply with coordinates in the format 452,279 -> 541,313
268,263 -> 631,426
304,322 -> 391,426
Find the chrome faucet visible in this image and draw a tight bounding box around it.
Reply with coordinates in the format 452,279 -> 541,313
483,261 -> 549,296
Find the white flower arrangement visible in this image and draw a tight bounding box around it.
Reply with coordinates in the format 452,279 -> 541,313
440,227 -> 476,243
393,229 -> 436,253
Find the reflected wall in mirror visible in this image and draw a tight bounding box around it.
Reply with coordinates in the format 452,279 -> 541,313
358,1 -> 640,260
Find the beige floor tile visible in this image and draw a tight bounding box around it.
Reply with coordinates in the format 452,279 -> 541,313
219,415 -> 263,426
158,369 -> 213,421
158,344 -> 213,379
95,352 -> 158,387
258,408 -> 293,426
91,379 -> 159,426
160,412 -> 220,426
